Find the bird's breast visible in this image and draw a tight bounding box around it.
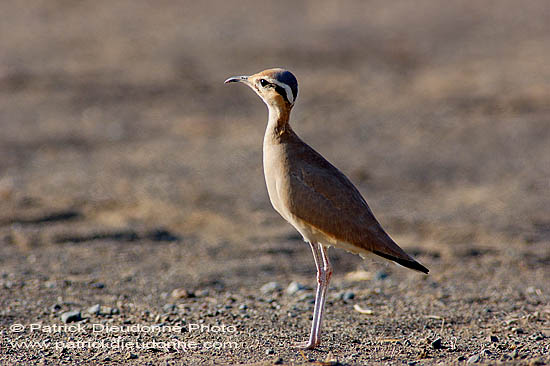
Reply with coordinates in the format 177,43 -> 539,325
263,138 -> 296,222
263,143 -> 282,210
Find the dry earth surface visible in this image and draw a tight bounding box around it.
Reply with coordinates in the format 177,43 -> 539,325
1,1 -> 549,365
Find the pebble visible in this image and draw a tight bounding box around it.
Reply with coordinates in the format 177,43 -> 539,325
342,291 -> 355,300
171,288 -> 194,299
50,303 -> 61,312
87,304 -> 101,315
489,335 -> 498,342
91,282 -> 105,289
238,304 -> 248,310
61,310 -> 82,323
261,282 -> 282,294
273,358 -> 283,365
195,289 -> 209,297
467,354 -> 480,364
375,270 -> 389,280
265,349 -> 274,355
286,281 -> 306,295
431,338 -> 443,349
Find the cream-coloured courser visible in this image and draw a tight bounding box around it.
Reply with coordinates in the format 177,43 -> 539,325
225,68 -> 428,349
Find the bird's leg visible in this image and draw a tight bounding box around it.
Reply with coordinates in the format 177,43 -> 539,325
294,242 -> 327,349
314,244 -> 332,342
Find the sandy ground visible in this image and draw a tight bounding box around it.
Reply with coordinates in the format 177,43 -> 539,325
1,1 -> 549,365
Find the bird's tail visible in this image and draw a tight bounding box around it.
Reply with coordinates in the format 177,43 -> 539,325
372,249 -> 429,273
367,226 -> 429,274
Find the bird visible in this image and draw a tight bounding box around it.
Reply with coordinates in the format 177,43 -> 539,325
225,68 -> 428,349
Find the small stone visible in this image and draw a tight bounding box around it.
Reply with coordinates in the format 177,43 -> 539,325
431,338 -> 443,349
375,270 -> 389,280
91,282 -> 105,289
286,281 -> 306,295
195,289 -> 209,297
489,335 -> 498,342
238,304 -> 248,310
342,291 -> 355,300
171,288 -> 194,299
61,310 -> 81,323
110,307 -> 120,315
127,353 -> 138,360
457,356 -> 466,362
324,352 -> 338,365
467,354 -> 480,364
345,270 -> 373,281
265,349 -> 274,355
50,304 -> 62,312
261,282 -> 282,294
408,362 -> 418,366
87,304 -> 101,315
273,357 -> 283,365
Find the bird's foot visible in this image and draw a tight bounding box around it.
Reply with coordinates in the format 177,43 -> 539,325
292,339 -> 320,350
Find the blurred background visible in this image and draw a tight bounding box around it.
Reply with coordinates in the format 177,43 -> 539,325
1,1 -> 549,364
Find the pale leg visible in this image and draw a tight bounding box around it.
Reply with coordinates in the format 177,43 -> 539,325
313,244 -> 332,342
294,242 -> 331,349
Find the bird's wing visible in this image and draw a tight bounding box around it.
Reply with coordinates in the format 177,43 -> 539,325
281,136 -> 428,273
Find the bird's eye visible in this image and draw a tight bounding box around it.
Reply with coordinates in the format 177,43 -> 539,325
259,79 -> 269,87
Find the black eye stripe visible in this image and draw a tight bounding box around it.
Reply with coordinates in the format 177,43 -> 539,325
274,84 -> 290,103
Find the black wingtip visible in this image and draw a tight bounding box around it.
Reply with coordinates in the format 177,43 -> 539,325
373,250 -> 429,274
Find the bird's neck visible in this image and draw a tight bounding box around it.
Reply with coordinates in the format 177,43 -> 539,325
266,104 -> 292,137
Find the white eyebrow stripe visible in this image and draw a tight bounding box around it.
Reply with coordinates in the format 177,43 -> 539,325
267,78 -> 294,104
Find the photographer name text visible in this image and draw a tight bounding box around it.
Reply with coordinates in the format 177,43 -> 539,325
9,323 -> 236,334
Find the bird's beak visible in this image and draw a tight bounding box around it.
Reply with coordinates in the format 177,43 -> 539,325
224,75 -> 249,84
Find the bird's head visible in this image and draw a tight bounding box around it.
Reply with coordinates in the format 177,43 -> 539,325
225,68 -> 298,110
